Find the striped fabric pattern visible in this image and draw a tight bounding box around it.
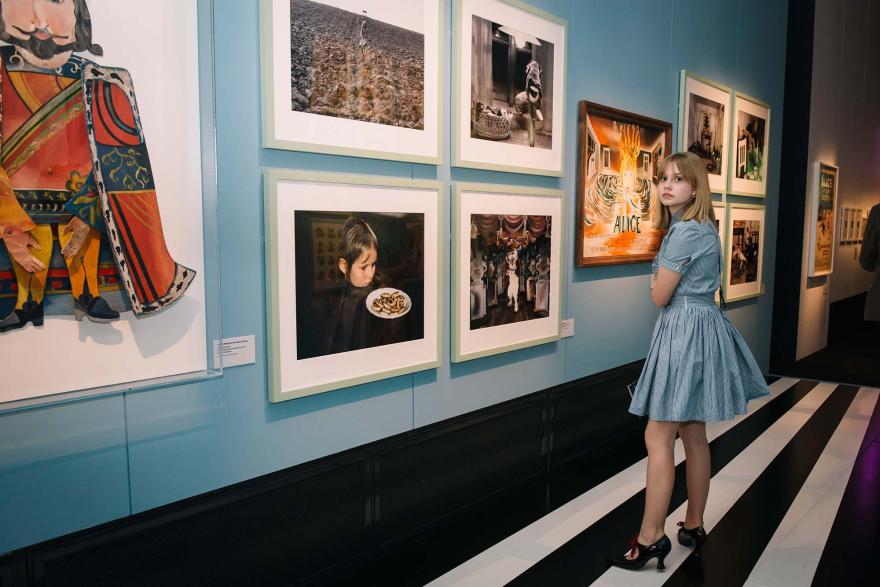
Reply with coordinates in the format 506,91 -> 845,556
630,215 -> 770,422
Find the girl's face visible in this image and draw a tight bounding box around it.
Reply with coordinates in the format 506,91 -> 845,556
340,246 -> 377,287
657,163 -> 695,215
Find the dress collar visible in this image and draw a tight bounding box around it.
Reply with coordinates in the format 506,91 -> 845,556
669,209 -> 684,228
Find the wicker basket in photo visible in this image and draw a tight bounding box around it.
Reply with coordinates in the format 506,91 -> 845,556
471,104 -> 511,140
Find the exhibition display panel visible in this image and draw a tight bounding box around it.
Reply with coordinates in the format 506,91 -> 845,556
0,0 -> 222,411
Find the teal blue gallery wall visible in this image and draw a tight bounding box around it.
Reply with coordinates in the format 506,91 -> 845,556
0,0 -> 788,552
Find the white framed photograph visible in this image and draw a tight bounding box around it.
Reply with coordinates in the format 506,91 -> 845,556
265,170 -> 441,401
0,0 -> 217,409
679,71 -> 732,194
729,92 -> 771,197
452,183 -> 562,362
453,0 -> 566,176
724,204 -> 765,302
260,0 -> 443,164
807,162 -> 838,276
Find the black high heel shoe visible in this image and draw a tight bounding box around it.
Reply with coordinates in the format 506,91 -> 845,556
606,534 -> 671,572
677,521 -> 707,548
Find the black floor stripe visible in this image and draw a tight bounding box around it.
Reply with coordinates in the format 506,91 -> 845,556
811,388 -> 880,586
663,385 -> 859,587
508,379 -> 819,587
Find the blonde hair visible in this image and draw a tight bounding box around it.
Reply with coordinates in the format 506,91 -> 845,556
650,152 -> 715,230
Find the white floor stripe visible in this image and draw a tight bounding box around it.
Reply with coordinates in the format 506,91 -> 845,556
593,382 -> 841,586
744,387 -> 879,587
426,378 -> 801,587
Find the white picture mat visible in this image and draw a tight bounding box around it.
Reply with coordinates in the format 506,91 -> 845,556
807,162 -> 838,277
267,0 -> 440,160
682,75 -> 730,193
456,190 -> 561,358
730,95 -> 770,196
456,0 -> 565,174
273,181 -> 439,396
0,0 -> 207,405
725,206 -> 765,301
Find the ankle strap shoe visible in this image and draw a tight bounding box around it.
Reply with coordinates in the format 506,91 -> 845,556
677,521 -> 707,548
606,534 -> 671,572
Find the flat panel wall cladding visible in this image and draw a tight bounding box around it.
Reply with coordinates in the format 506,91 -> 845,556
0,558 -> 14,587
374,398 -> 546,542
549,362 -> 645,467
25,460 -> 369,587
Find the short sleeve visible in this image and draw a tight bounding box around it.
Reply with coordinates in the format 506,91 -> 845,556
658,221 -> 702,274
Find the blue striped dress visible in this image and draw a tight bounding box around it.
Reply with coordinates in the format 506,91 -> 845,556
628,214 -> 770,422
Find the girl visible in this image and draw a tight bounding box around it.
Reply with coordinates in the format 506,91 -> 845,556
324,216 -> 380,355
606,152 -> 769,571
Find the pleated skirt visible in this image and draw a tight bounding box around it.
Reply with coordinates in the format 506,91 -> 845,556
629,295 -> 770,422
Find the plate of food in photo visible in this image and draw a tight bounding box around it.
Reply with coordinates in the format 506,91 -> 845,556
366,288 -> 412,319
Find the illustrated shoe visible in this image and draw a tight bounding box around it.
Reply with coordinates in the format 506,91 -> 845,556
0,300 -> 44,332
677,521 -> 707,548
74,294 -> 120,323
606,534 -> 671,572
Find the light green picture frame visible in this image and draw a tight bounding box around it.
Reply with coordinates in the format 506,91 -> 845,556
722,202 -> 766,303
260,0 -> 444,164
264,169 -> 443,402
678,70 -> 733,195
452,0 -> 567,176
728,91 -> 771,198
451,182 -> 563,362
712,200 -> 728,305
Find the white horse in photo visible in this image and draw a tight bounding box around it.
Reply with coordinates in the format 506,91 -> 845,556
506,248 -> 520,313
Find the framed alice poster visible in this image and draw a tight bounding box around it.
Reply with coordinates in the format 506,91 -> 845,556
260,0 -> 443,164
453,0 -> 566,176
576,101 -> 672,267
723,204 -> 765,302
0,0 -> 221,410
679,71 -> 732,194
712,202 -> 727,303
452,183 -> 562,362
808,162 -> 838,276
729,92 -> 771,197
265,170 -> 441,401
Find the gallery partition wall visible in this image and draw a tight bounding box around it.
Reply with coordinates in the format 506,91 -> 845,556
0,1 -> 789,583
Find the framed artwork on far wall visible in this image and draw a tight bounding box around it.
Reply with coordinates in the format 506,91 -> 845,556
723,204 -> 765,302
575,101 -> 672,267
808,162 -> 839,276
729,92 -> 771,197
260,0 -> 443,164
679,71 -> 731,194
453,0 -> 567,176
265,170 -> 442,401
452,183 -> 562,362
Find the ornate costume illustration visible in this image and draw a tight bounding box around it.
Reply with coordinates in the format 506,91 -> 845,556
0,0 -> 193,333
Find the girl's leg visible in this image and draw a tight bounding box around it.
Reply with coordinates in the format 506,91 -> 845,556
634,420 -> 679,552
678,421 -> 710,528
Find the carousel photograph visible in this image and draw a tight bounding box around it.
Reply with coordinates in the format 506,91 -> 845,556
468,214 -> 552,330
453,183 -> 562,362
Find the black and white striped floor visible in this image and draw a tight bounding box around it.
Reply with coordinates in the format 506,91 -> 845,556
425,378 -> 880,586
